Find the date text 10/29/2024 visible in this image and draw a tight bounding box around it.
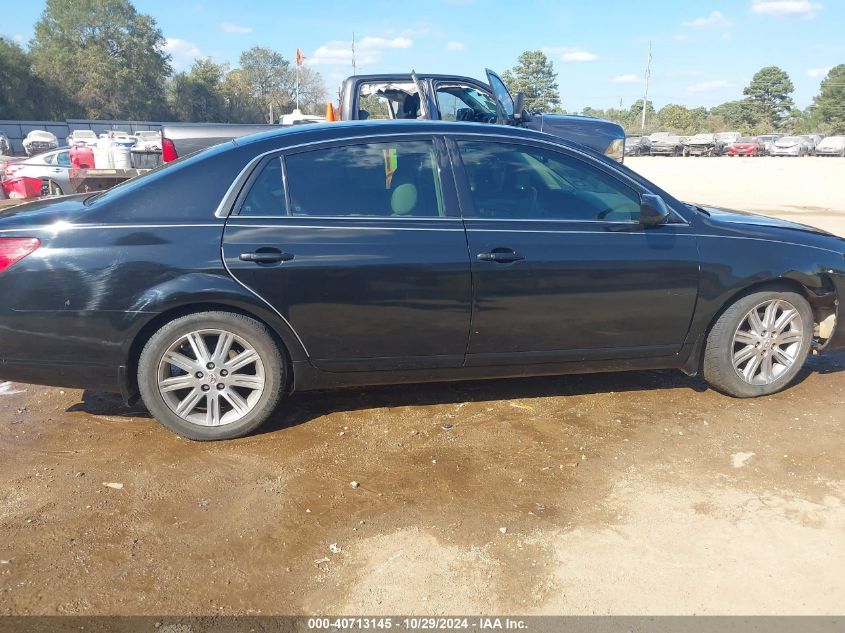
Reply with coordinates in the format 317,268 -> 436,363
307,618 -> 528,630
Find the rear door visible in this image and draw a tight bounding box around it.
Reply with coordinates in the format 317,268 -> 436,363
449,136 -> 700,365
221,135 -> 472,372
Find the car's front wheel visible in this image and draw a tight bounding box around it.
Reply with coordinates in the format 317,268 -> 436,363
702,289 -> 813,398
138,311 -> 285,440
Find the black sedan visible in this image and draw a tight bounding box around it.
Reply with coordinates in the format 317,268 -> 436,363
1,121 -> 844,440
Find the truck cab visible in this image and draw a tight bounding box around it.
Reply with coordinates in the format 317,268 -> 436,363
339,69 -> 625,161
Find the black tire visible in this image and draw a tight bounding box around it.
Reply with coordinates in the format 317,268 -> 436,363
138,311 -> 285,440
702,288 -> 813,398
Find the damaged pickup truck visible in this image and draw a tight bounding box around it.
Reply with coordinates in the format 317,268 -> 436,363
338,69 -> 625,161
160,69 -> 625,163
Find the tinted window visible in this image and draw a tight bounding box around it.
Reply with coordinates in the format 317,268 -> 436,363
458,141 -> 641,222
55,151 -> 71,167
239,158 -> 285,217
285,141 -> 443,218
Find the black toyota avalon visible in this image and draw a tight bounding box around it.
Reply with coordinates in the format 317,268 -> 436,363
1,121 -> 843,440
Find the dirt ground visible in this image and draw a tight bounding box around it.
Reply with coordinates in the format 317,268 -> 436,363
2,157 -> 845,616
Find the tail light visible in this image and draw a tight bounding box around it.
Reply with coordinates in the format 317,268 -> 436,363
161,137 -> 178,163
0,238 -> 41,273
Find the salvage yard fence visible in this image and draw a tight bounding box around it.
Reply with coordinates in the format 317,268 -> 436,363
0,119 -> 166,155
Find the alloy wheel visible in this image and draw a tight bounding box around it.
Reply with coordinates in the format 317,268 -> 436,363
731,299 -> 804,386
157,329 -> 266,426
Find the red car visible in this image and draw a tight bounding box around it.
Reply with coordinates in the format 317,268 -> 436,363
726,137 -> 765,156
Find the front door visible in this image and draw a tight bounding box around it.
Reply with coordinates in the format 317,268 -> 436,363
450,137 -> 700,365
222,136 -> 472,372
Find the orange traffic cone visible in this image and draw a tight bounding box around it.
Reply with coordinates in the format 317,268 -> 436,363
325,102 -> 336,122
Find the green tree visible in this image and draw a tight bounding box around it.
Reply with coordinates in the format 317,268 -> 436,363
29,0 -> 172,120
0,36 -> 71,119
742,66 -> 795,130
656,104 -> 695,133
167,58 -> 227,122
501,50 -> 561,113
239,46 -> 296,123
709,100 -> 756,131
220,68 -> 263,123
811,64 -> 845,133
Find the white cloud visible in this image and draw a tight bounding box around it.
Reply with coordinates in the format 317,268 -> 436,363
544,47 -> 599,62
447,41 -> 464,51
751,0 -> 822,17
612,74 -> 641,83
687,79 -> 731,93
673,33 -> 689,41
310,36 -> 413,66
807,66 -> 832,78
683,10 -> 732,27
164,37 -> 203,70
13,34 -> 25,43
221,22 -> 253,33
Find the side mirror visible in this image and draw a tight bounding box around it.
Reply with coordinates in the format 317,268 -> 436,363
513,92 -> 525,120
640,193 -> 670,226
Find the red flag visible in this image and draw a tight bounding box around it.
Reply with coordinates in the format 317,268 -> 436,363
296,48 -> 305,65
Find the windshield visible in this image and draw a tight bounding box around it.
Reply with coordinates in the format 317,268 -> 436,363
692,134 -> 714,140
779,136 -> 801,143
738,137 -> 755,142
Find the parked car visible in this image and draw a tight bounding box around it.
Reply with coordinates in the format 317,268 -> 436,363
715,132 -> 741,149
161,69 -> 626,164
650,135 -> 686,156
814,135 -> 845,157
800,135 -> 819,156
132,131 -> 162,151
726,137 -> 765,157
770,136 -> 809,157
624,136 -> 652,156
2,147 -> 73,195
66,130 -> 98,148
683,133 -> 720,156
757,134 -> 783,155
1,121 -> 844,440
0,133 -> 10,156
22,130 -> 58,157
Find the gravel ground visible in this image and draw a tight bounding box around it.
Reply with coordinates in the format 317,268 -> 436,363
1,157 -> 845,615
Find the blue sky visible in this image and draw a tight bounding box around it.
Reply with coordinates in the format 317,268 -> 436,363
5,0 -> 843,112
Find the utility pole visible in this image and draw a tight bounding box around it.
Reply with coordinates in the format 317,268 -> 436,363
351,32 -> 357,76
641,40 -> 652,132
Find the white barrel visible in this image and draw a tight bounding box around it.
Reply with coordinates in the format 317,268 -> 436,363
112,145 -> 131,169
93,138 -> 115,169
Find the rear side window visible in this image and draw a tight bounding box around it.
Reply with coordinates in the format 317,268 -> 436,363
284,141 -> 444,218
457,141 -> 641,222
239,158 -> 285,217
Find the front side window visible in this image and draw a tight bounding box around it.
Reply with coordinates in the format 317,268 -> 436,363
285,141 -> 444,218
436,85 -> 497,123
457,141 -> 641,222
55,151 -> 71,167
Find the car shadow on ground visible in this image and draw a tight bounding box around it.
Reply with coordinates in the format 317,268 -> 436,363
65,348 -> 845,433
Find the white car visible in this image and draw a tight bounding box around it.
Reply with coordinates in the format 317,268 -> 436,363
770,136 -> 808,157
132,130 -> 162,151
815,135 -> 845,157
22,130 -> 59,157
66,129 -> 98,147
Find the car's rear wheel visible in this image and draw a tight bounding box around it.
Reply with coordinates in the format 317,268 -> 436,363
703,289 -> 813,398
138,311 -> 284,440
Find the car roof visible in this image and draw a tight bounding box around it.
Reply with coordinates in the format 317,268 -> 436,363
233,119 -> 574,151
349,73 -> 483,84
